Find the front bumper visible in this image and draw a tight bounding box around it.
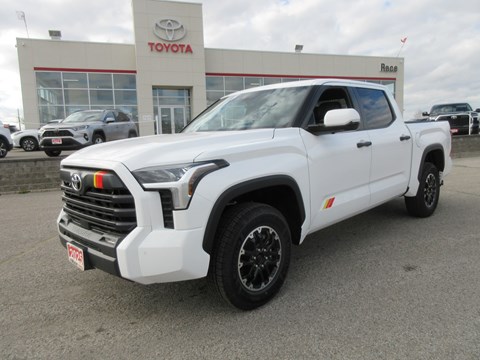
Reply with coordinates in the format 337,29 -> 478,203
58,209 -> 210,284
40,137 -> 88,151
56,160 -> 212,284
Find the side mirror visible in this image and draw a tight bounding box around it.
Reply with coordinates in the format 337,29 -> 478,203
475,108 -> 480,112
422,111 -> 429,116
105,117 -> 115,123
307,108 -> 360,134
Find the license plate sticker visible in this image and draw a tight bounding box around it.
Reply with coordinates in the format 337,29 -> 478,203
52,138 -> 62,144
67,242 -> 85,271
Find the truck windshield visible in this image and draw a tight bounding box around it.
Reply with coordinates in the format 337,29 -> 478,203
182,86 -> 310,132
63,111 -> 104,123
430,103 -> 472,116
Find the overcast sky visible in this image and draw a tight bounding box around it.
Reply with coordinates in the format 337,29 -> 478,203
1,0 -> 479,126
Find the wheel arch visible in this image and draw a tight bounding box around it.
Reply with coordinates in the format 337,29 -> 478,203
202,175 -> 306,255
418,144 -> 445,181
21,135 -> 39,145
92,130 -> 106,140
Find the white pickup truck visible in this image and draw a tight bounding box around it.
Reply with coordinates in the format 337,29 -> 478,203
58,79 -> 452,310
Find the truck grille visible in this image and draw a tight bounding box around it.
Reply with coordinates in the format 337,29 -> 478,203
60,168 -> 137,235
43,129 -> 73,137
438,114 -> 469,127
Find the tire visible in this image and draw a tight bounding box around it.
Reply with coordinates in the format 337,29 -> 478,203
405,162 -> 440,217
211,202 -> 291,310
92,133 -> 105,144
128,130 -> 137,138
0,138 -> 8,158
20,136 -> 39,151
45,149 -> 61,157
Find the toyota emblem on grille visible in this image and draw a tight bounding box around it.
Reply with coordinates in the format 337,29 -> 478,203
71,173 -> 82,192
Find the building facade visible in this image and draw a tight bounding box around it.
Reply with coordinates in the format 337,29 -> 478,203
17,0 -> 404,135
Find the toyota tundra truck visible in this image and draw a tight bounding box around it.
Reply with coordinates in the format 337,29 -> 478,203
58,79 -> 452,310
422,102 -> 479,135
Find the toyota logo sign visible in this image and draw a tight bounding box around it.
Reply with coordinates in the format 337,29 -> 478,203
154,19 -> 186,42
71,173 -> 82,192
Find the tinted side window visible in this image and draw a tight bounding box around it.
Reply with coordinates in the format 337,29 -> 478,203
117,111 -> 130,122
310,87 -> 353,126
356,88 -> 394,129
105,111 -> 115,121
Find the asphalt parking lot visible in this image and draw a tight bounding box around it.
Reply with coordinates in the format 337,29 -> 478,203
1,157 -> 479,359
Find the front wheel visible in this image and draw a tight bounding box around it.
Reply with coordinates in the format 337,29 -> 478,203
405,162 -> 440,217
92,133 -> 105,144
211,203 -> 291,310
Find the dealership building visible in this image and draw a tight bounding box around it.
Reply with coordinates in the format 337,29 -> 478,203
17,0 -> 404,136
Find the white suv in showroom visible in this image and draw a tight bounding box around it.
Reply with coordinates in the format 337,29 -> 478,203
39,109 -> 138,157
0,121 -> 14,158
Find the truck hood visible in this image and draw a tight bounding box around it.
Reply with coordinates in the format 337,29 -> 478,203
63,129 -> 275,171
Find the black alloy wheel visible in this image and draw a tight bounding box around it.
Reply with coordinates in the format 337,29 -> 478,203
405,162 -> 440,217
211,202 -> 291,310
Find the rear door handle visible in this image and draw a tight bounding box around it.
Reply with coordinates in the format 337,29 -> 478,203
357,141 -> 372,148
400,135 -> 411,141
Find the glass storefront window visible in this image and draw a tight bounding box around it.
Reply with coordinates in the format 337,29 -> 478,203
263,77 -> 282,85
36,72 -> 62,88
89,73 -> 113,89
206,76 -> 224,91
38,106 -> 65,123
37,88 -> 63,106
35,71 -> 137,124
225,77 -> 244,91
90,89 -> 114,105
206,91 -> 224,106
114,74 -> 136,90
244,77 -> 263,89
64,89 -> 89,105
114,90 -> 137,105
63,73 -> 87,89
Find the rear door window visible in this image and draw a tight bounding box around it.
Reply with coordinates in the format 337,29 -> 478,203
355,88 -> 394,129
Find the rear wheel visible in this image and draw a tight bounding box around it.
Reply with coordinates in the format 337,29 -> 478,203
0,138 -> 8,158
128,130 -> 137,138
45,149 -> 61,157
211,202 -> 291,310
405,162 -> 440,217
21,136 -> 39,151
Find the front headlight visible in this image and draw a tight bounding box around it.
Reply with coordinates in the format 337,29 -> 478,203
132,160 -> 229,209
72,125 -> 89,131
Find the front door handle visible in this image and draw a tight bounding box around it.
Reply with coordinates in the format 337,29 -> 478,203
400,135 -> 411,141
357,141 -> 372,148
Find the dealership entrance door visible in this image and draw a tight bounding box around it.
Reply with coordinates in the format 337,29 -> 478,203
156,106 -> 187,134
153,88 -> 191,134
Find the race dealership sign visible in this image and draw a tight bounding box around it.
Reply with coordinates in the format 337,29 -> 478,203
148,18 -> 193,54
